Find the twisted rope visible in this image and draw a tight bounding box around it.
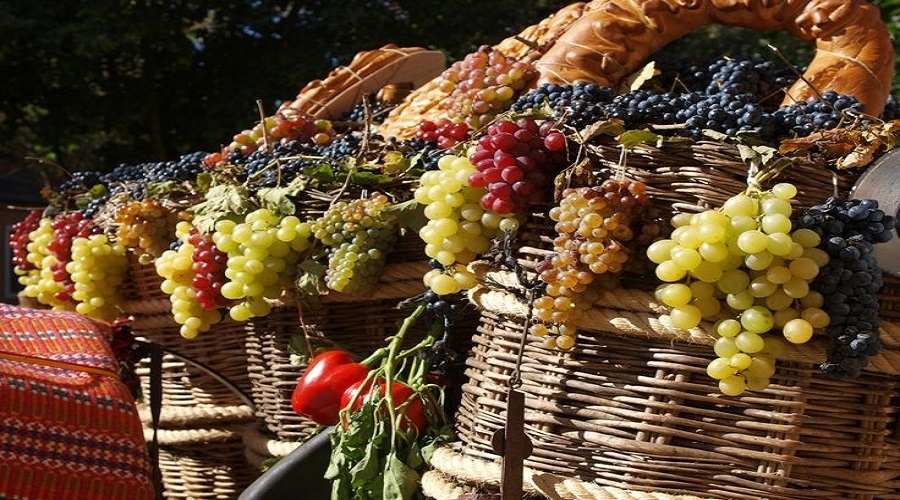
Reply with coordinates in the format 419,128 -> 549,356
426,446 -> 719,500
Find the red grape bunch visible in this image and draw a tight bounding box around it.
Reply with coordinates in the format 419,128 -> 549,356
466,117 -> 568,215
437,45 -> 538,129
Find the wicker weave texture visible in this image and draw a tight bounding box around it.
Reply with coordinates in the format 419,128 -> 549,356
454,309 -> 900,500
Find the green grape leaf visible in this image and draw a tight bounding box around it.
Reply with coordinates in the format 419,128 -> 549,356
303,162 -> 339,186
381,151 -> 409,176
617,129 -> 661,149
257,187 -> 296,216
195,172 -> 213,192
146,181 -> 177,197
385,199 -> 427,233
296,258 -> 328,297
351,170 -> 396,187
188,184 -> 254,233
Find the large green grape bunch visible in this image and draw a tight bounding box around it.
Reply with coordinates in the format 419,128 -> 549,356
414,153 -> 520,296
647,183 -> 831,395
213,209 -> 314,321
310,193 -> 399,296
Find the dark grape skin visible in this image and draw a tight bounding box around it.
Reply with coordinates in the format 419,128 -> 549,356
794,197 -> 895,379
511,56 -> 874,143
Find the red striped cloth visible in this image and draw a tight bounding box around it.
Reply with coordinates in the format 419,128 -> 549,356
0,304 -> 154,500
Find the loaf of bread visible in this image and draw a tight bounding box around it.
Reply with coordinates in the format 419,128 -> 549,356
535,0 -> 894,117
282,44 -> 445,120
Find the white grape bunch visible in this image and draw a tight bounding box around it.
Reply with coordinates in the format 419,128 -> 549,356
414,153 -> 519,295
213,208 -> 313,321
68,234 -> 128,322
647,182 -> 830,395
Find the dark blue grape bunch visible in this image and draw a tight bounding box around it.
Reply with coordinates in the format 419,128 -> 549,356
511,82 -> 615,130
882,94 -> 900,121
794,197 -> 897,379
772,90 -> 870,138
605,89 -> 683,129
343,95 -> 392,125
58,170 -> 104,194
675,91 -> 776,140
402,137 -> 444,171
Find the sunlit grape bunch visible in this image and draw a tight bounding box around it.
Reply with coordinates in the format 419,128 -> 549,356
10,209 -> 42,275
68,234 -> 128,322
115,198 -> 190,264
156,222 -> 224,338
211,109 -> 335,162
18,212 -> 99,311
310,193 -> 399,296
647,182 -> 831,395
530,178 -> 653,350
19,217 -> 70,309
437,45 -> 538,129
213,208 -> 313,321
466,117 -> 568,215
414,153 -> 519,295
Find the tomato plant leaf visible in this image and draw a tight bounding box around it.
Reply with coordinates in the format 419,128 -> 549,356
383,452 -> 419,500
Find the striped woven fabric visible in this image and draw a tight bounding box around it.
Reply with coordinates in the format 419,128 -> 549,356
0,304 -> 154,500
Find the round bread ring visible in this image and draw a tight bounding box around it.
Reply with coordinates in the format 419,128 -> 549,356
534,0 -> 894,117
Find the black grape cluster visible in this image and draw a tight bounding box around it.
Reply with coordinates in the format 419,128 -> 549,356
55,151 -> 207,212
230,140 -> 319,187
343,96 -> 393,124
511,56 -> 874,143
793,198 -> 898,379
772,90 -> 869,137
511,82 -> 615,130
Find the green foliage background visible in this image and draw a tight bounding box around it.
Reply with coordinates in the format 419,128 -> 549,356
1,0 -> 898,182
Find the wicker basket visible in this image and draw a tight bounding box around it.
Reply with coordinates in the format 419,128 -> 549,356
882,274 -> 900,321
133,314 -> 253,408
243,261 -> 432,442
241,423 -> 302,469
139,405 -> 260,500
444,135 -> 900,499
451,297 -> 900,499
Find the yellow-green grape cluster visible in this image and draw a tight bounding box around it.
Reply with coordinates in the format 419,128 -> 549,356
156,222 -> 223,338
647,182 -> 830,395
310,193 -> 398,295
19,218 -> 69,309
68,234 -> 128,322
414,154 -> 518,295
531,179 -> 652,350
213,209 -> 313,321
115,198 -> 189,264
436,45 -> 538,129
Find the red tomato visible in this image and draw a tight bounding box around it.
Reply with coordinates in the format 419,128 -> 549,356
340,378 -> 429,432
290,351 -> 370,426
